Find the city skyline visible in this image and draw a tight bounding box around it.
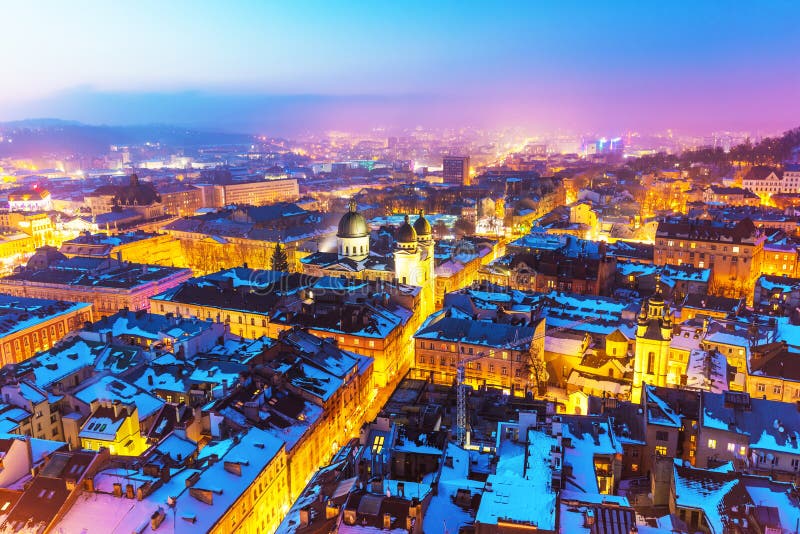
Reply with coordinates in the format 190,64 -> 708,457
1,0 -> 799,135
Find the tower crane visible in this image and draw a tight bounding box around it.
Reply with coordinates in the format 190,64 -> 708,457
454,314 -> 608,446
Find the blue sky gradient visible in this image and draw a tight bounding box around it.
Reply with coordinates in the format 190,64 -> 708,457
1,0 -> 798,134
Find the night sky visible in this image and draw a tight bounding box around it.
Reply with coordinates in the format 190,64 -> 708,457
1,0 -> 798,134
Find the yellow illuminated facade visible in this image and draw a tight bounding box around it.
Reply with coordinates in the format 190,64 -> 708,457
79,403 -> 149,457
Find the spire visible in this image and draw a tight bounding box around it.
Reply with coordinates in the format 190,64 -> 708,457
404,214 -> 410,223
348,199 -> 357,213
654,273 -> 662,297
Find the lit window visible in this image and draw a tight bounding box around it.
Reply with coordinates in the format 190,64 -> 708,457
708,439 -> 717,449
727,443 -> 735,453
655,445 -> 667,456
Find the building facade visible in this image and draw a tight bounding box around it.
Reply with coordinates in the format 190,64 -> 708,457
442,156 -> 470,186
654,218 -> 765,301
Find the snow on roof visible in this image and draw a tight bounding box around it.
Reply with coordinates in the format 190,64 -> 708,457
27,339 -> 103,389
54,467 -> 199,533
75,376 -> 164,420
79,414 -> 126,441
17,381 -> 47,405
155,432 -> 197,463
476,430 -> 557,530
645,386 -> 683,428
544,333 -> 585,355
776,317 -> 800,349
0,295 -> 91,338
685,349 -> 728,393
744,478 -> 800,532
561,417 -> 622,495
670,324 -> 704,352
758,275 -> 800,293
133,366 -> 188,395
424,443 -> 484,534
702,392 -> 800,455
672,462 -> 741,534
415,315 -> 539,349
171,427 -> 284,533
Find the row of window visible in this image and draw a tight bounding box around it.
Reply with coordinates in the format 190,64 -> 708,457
417,355 -> 523,376
660,241 -> 743,253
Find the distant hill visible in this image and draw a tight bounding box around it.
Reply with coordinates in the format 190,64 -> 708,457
0,120 -> 254,157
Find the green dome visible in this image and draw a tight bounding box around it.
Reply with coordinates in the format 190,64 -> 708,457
413,210 -> 432,236
397,215 -> 417,243
337,200 -> 369,238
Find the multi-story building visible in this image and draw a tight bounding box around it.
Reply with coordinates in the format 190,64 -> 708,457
151,268 -> 418,388
209,178 -> 299,207
413,311 -> 545,396
696,390 -> 800,478
702,185 -> 760,206
84,174 -> 162,216
0,380 -> 65,441
490,233 -> 617,295
615,261 -> 710,302
442,156 -> 470,186
156,182 -> 205,216
164,202 -> 329,274
6,187 -> 52,212
761,237 -> 799,278
742,165 -> 800,201
433,237 -> 497,308
0,232 -> 34,267
654,217 -> 766,300
59,231 -> 185,267
255,328 -> 374,499
53,428 -> 290,534
748,341 -> 800,402
753,274 -> 800,316
0,251 -> 191,318
78,401 -> 149,456
0,211 -> 56,248
0,294 -> 93,365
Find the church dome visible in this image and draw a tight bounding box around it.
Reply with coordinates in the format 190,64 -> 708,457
396,215 -> 417,243
337,200 -> 369,238
413,210 -> 432,236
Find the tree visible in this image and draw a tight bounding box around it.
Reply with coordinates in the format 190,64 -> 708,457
526,341 -> 550,397
433,220 -> 449,240
270,242 -> 289,272
453,218 -> 476,237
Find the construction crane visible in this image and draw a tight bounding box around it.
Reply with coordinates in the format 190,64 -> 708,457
455,315 -> 607,446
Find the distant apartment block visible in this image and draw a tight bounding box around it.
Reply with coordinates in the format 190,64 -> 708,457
210,178 -> 300,207
442,156 -> 470,186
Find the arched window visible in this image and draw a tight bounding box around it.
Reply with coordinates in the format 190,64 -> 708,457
647,351 -> 656,374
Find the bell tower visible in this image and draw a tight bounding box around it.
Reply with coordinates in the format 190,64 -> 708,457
632,275 -> 673,403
